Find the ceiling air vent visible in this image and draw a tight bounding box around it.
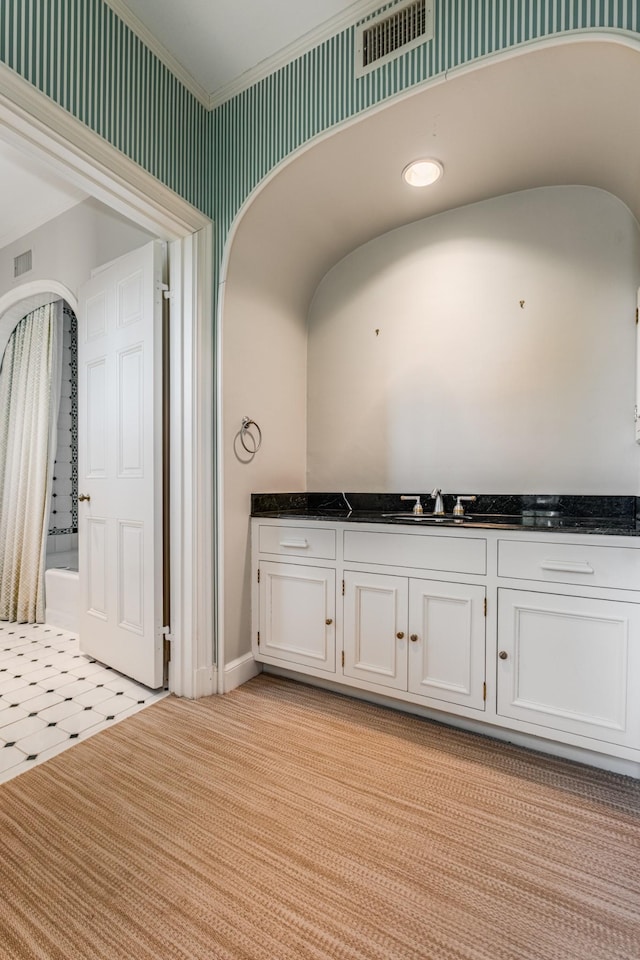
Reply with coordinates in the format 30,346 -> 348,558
13,249 -> 32,278
356,0 -> 433,78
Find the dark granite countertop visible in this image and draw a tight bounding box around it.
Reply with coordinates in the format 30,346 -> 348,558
251,493 -> 640,537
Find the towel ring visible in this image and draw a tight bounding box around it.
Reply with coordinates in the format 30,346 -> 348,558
240,416 -> 262,454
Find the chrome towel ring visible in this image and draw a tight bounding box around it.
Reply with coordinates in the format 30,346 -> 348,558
240,416 -> 262,454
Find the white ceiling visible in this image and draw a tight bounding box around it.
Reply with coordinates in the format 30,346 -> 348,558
0,140 -> 87,251
116,0 -> 371,99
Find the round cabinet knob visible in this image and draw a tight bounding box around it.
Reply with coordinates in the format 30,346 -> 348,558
396,632 -> 405,640
410,634 -> 419,642
326,618 -> 333,626
78,493 -> 91,502
499,650 -> 508,660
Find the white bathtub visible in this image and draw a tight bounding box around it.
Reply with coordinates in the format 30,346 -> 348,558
45,550 -> 79,632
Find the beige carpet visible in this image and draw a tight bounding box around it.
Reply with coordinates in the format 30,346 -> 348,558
1,675 -> 639,960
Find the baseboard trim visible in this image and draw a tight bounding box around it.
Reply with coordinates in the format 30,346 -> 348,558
224,653 -> 261,692
194,665 -> 217,699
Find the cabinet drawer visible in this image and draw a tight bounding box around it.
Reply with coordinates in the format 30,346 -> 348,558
258,524 -> 336,560
498,539 -> 640,591
344,530 -> 486,575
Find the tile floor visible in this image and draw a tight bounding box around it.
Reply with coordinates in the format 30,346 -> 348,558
0,621 -> 168,785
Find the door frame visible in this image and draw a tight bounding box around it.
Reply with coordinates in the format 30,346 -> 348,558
0,64 -> 215,698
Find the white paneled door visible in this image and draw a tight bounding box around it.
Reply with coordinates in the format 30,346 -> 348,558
77,242 -> 165,688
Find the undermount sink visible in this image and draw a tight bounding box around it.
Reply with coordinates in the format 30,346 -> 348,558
381,513 -> 466,521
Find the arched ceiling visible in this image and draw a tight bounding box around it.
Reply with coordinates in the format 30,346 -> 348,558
225,37 -> 640,316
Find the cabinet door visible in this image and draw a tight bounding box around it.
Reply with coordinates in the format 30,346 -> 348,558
497,589 -> 640,748
343,571 -> 408,690
408,579 -> 486,710
258,562 -> 335,672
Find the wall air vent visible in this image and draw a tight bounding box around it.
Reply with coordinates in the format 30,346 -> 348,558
356,0 -> 433,78
13,249 -> 32,278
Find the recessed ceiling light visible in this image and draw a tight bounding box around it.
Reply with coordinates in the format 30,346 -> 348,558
402,158 -> 444,187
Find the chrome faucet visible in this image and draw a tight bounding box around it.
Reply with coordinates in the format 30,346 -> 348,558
430,487 -> 445,515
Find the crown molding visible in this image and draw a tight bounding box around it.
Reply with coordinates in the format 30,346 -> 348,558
0,63 -> 210,239
103,0 -> 210,107
105,0 -> 386,111
209,0 -> 383,108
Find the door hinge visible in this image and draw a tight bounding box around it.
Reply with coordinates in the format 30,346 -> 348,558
483,681 -> 487,701
257,567 -> 260,584
341,650 -> 345,668
257,631 -> 260,647
636,306 -> 638,325
483,597 -> 487,617
342,579 -> 345,596
163,626 -> 171,663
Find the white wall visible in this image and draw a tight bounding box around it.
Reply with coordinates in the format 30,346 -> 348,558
307,187 -> 640,494
0,195 -> 156,291
0,197 -> 155,356
222,256 -> 308,665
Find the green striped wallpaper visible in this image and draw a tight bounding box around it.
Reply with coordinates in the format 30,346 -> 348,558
212,0 -> 640,260
1,1 -> 639,267
0,0 -> 208,213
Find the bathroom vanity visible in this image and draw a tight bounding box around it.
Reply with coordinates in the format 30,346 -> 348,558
251,494 -> 640,777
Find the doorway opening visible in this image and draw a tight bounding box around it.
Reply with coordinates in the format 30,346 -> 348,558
0,63 -> 215,701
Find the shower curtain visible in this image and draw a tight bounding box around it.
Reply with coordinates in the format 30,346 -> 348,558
0,301 -> 63,622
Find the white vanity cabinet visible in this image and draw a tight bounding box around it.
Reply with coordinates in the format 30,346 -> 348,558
497,588 -> 640,748
343,571 -> 486,710
496,537 -> 640,750
341,527 -> 487,710
254,524 -> 337,672
252,516 -> 640,776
